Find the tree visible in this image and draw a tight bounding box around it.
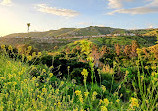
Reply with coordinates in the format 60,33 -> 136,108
27,23 -> 31,33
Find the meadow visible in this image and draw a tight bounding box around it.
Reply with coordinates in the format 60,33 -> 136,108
0,38 -> 158,111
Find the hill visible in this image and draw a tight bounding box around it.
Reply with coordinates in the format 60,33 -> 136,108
3,26 -> 127,38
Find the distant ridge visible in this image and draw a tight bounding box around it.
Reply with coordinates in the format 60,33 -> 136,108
3,26 -> 127,38
3,26 -> 157,38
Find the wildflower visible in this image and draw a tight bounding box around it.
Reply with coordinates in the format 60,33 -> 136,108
13,82 -> 17,86
57,101 -> 61,107
8,45 -> 13,51
136,48 -> 141,54
145,66 -> 149,70
32,52 -> 36,58
116,99 -> 120,103
1,44 -> 5,49
36,83 -> 39,87
151,72 -> 156,77
84,92 -> 89,98
81,69 -> 88,78
38,52 -> 42,57
92,91 -> 98,101
79,94 -> 83,103
103,98 -> 109,106
42,69 -> 46,73
99,99 -> 103,105
75,90 -> 81,96
101,106 -> 108,111
59,81 -> 64,87
27,46 -> 32,51
49,73 -> 53,78
101,85 -> 106,93
42,88 -> 47,92
130,97 -> 139,109
87,57 -> 94,62
27,55 -> 32,61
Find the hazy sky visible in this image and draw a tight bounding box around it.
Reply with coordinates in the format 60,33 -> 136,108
0,0 -> 158,36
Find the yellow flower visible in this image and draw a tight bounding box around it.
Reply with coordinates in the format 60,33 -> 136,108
130,97 -> 139,109
1,44 -> 5,49
99,99 -> 103,105
87,57 -> 94,62
57,101 -> 61,107
136,48 -> 141,54
27,46 -> 32,51
32,52 -> 36,58
36,83 -> 39,87
145,66 -> 149,70
38,52 -> 42,57
79,95 -> 83,103
42,69 -> 46,73
92,91 -> 98,101
27,55 -> 32,61
81,69 -> 88,78
101,85 -> 106,93
75,90 -> 81,96
101,106 -> 108,111
59,81 -> 64,87
116,99 -> 120,103
13,82 -> 17,86
84,92 -> 89,97
49,73 -> 53,78
8,45 -> 13,51
42,88 -> 47,92
103,98 -> 109,106
151,72 -> 156,77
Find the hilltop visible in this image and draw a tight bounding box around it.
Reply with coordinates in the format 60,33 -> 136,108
3,26 -> 128,38
3,26 -> 156,38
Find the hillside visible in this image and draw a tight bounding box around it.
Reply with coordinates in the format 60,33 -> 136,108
143,29 -> 158,36
3,26 -> 127,38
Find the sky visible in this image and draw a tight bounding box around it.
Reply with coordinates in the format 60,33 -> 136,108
0,0 -> 158,36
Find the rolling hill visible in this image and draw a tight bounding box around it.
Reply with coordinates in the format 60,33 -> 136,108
3,26 -> 127,38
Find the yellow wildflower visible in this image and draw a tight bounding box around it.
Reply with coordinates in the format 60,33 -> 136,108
32,52 -> 36,58
27,46 -> 32,51
49,73 -> 53,78
79,94 -> 83,103
103,98 -> 109,106
38,52 -> 42,57
42,88 -> 47,92
92,91 -> 98,101
81,69 -> 88,77
99,99 -> 103,105
8,45 -> 13,51
101,85 -> 106,93
130,97 -> 139,109
27,55 -> 32,61
57,101 -> 61,107
101,106 -> 108,111
75,90 -> 81,96
1,44 -> 5,49
116,99 -> 120,103
84,92 -> 89,98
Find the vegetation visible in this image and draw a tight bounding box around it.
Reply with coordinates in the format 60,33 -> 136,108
0,35 -> 157,110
